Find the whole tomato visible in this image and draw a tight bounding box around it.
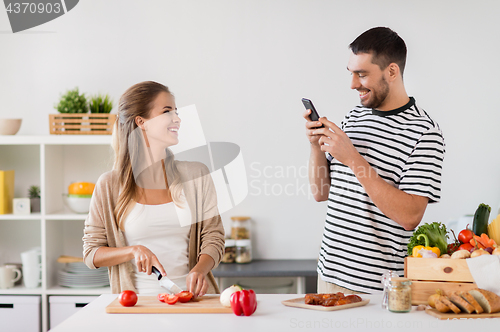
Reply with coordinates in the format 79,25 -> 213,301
458,243 -> 473,252
447,242 -> 460,255
458,228 -> 474,244
119,290 -> 138,307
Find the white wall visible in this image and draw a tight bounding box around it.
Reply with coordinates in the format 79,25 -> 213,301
1,0 -> 499,259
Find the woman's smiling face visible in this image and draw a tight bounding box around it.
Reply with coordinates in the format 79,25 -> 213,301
143,92 -> 180,147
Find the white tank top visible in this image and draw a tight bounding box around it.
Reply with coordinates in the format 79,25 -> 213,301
123,202 -> 191,294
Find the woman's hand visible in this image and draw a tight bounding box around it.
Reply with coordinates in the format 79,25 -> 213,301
132,245 -> 166,276
186,254 -> 215,298
186,271 -> 208,298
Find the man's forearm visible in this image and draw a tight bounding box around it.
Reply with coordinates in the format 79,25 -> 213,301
308,144 -> 331,202
349,153 -> 428,230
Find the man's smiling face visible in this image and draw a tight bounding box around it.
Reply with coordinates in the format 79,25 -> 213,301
347,52 -> 390,110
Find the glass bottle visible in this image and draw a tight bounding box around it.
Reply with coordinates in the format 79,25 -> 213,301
235,239 -> 252,263
381,270 -> 398,309
231,216 -> 251,240
221,239 -> 236,263
387,277 -> 412,313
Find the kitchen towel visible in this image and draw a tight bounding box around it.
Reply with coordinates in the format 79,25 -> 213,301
466,255 -> 500,295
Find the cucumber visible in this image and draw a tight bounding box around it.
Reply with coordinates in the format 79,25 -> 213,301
472,203 -> 491,236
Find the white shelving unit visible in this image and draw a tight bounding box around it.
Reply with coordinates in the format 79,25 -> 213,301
0,135 -> 114,332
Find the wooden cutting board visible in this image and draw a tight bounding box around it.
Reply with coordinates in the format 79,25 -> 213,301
425,308 -> 500,320
106,295 -> 233,314
282,297 -> 370,311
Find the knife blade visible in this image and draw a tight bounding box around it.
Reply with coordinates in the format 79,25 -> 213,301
152,266 -> 183,294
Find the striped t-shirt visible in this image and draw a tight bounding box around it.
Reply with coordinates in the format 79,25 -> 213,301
318,97 -> 445,293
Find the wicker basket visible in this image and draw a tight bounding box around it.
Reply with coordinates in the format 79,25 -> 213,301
49,114 -> 116,135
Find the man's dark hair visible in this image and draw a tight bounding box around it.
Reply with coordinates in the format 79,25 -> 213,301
349,27 -> 407,75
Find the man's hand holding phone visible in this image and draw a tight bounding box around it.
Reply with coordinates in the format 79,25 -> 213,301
302,98 -> 357,165
314,118 -> 358,166
302,98 -> 326,147
303,109 -> 325,147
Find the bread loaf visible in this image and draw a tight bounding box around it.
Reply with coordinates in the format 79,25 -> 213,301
468,289 -> 500,314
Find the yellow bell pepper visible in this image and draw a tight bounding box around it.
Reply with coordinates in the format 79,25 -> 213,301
412,234 -> 441,257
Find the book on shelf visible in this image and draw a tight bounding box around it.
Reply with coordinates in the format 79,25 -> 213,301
0,170 -> 15,214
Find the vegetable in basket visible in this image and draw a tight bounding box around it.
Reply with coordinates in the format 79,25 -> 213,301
407,222 -> 449,257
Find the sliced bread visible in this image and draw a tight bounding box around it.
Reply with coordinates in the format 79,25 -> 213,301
439,296 -> 461,314
459,291 -> 484,314
468,289 -> 500,314
448,292 -> 475,314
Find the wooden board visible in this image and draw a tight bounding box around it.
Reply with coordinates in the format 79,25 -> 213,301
106,295 -> 233,314
405,257 -> 474,282
281,297 -> 370,312
410,280 -> 477,305
425,308 -> 500,320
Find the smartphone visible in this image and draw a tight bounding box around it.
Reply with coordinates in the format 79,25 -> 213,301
302,98 -> 323,127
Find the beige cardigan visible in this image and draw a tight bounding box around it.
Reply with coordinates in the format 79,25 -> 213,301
82,161 -> 225,294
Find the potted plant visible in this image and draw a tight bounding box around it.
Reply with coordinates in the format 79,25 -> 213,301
28,185 -> 40,213
51,88 -> 88,133
89,94 -> 114,132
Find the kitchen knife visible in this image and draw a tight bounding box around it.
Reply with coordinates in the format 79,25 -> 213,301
152,266 -> 183,294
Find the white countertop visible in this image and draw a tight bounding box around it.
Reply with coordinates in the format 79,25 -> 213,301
49,294 -> 499,332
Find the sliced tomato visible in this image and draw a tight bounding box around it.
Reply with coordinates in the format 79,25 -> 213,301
165,294 -> 179,305
177,291 -> 194,303
157,293 -> 168,303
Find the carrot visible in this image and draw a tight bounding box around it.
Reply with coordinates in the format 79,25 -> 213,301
470,234 -> 496,249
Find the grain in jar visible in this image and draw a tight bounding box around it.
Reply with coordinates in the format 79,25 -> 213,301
231,216 -> 251,239
387,277 -> 412,313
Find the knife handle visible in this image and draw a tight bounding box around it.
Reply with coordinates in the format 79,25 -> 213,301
152,266 -> 162,281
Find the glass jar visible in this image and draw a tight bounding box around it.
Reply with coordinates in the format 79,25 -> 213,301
381,270 -> 399,309
235,239 -> 252,263
221,239 -> 236,263
231,216 -> 251,239
387,277 -> 412,313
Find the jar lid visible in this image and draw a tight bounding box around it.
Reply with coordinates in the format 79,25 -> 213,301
235,239 -> 252,247
389,277 -> 411,286
225,239 -> 236,247
231,216 -> 251,221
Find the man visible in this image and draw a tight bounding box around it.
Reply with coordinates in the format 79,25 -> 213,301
304,27 -> 445,294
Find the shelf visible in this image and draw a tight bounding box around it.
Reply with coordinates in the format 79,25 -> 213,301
0,135 -> 112,145
45,212 -> 88,220
0,213 -> 88,220
46,286 -> 111,295
0,213 -> 41,220
0,285 -> 43,295
0,135 -> 115,332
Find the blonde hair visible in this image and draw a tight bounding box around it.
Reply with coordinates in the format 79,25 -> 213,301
112,81 -> 184,230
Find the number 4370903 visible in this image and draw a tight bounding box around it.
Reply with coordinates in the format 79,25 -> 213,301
6,2 -> 62,14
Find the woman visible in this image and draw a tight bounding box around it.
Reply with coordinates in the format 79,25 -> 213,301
83,81 -> 225,297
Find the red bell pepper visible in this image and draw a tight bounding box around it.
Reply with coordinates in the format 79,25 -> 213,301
230,289 -> 257,316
